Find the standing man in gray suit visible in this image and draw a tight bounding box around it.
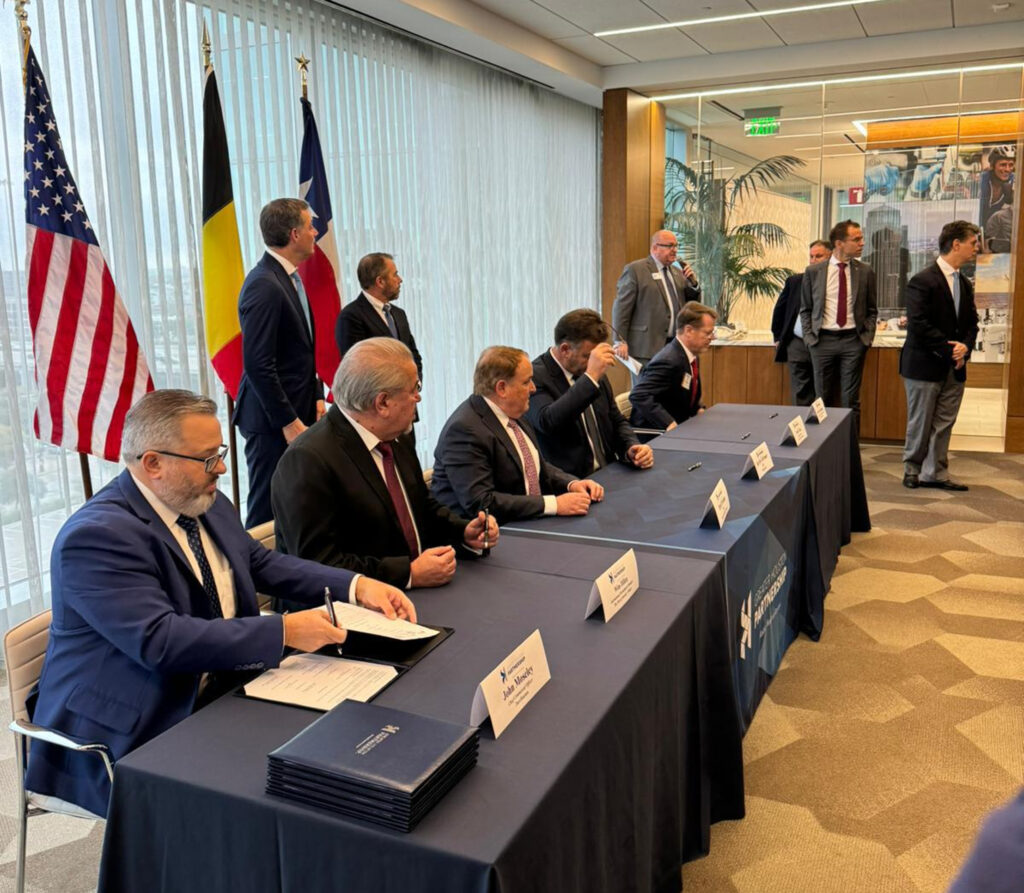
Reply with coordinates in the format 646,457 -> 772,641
612,230 -> 702,367
799,220 -> 878,425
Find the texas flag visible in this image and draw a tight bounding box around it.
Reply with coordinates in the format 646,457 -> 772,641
297,96 -> 343,387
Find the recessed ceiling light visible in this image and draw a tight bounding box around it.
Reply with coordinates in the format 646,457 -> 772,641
595,0 -> 890,37
651,62 -> 1024,102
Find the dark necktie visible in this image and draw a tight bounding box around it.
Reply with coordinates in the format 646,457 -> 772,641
690,358 -> 699,408
382,303 -> 399,338
663,265 -> 680,334
176,515 -> 222,619
506,419 -> 541,496
573,376 -> 607,469
836,262 -> 848,327
376,442 -> 420,558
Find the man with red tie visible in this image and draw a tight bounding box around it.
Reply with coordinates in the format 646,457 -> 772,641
799,220 -> 878,426
629,302 -> 717,430
271,338 -> 498,589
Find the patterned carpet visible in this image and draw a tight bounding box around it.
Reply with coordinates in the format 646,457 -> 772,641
682,446 -> 1024,892
1,446 -> 1021,892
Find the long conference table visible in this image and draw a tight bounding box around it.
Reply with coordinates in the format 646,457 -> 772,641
98,404 -> 868,893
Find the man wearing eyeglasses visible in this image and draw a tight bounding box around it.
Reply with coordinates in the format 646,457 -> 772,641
273,338 -> 498,591
629,302 -> 717,429
612,229 -> 701,367
25,389 -> 415,818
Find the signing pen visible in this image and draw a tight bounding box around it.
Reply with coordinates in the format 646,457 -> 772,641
768,412 -> 779,419
323,587 -> 344,656
688,461 -> 702,472
482,508 -> 491,557
740,432 -> 751,440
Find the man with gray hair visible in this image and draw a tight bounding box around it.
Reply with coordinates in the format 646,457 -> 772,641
273,338 -> 497,589
235,197 -> 326,527
25,389 -> 415,818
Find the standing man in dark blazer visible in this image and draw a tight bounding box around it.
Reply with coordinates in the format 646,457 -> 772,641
630,302 -> 717,430
900,220 -> 980,491
235,198 -> 324,527
526,309 -> 654,478
612,229 -> 701,366
771,240 -> 832,405
799,220 -> 878,425
272,338 -> 496,590
336,253 -> 422,441
432,346 -> 604,524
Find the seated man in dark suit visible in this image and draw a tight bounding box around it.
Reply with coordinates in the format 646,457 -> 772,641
525,308 -> 653,478
771,240 -> 832,405
630,302 -> 717,429
432,346 -> 604,524
273,338 -> 497,589
26,389 -> 414,817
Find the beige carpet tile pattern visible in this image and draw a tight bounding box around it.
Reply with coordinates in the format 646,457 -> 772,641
684,446 -> 1024,892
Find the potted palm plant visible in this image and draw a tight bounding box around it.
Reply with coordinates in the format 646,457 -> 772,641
664,154 -> 806,325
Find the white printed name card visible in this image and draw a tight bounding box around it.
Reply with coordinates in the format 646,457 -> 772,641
700,478 -> 730,529
806,398 -> 828,424
780,415 -> 808,447
470,629 -> 551,738
741,441 -> 774,481
585,548 -> 639,621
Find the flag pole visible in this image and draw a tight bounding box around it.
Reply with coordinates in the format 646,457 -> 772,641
202,19 -> 241,514
18,0 -> 95,500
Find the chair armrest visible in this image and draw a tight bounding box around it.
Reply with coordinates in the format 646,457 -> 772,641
631,427 -> 665,444
10,719 -> 114,781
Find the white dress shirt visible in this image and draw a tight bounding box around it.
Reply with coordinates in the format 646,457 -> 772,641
482,397 -> 558,515
822,255 -> 855,331
936,256 -> 960,314
362,290 -> 393,328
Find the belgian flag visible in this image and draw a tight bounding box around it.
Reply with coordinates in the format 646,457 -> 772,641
201,55 -> 244,399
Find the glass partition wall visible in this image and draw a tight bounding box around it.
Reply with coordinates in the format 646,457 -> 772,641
663,62 -> 1023,442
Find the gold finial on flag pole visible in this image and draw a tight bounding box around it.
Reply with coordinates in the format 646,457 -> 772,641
202,19 -> 212,69
295,53 -> 310,100
14,0 -> 31,81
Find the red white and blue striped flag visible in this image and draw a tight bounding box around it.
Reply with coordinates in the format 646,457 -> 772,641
297,96 -> 343,386
23,46 -> 153,462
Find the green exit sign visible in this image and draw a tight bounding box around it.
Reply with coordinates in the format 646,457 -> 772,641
745,116 -> 780,137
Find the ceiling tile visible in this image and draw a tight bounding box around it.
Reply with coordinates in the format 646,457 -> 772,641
603,27 -> 709,60
856,0 -> 952,36
552,35 -> 640,64
953,0 -> 1024,26
532,0 -> 672,33
767,8 -> 866,43
470,0 -> 588,39
683,19 -> 786,52
641,0 -> 760,19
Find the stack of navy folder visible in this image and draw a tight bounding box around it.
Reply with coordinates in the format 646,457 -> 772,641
267,700 -> 479,832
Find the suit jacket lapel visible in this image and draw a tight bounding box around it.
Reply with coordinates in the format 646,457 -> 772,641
470,394 -> 522,471
541,352 -> 571,399
328,407 -> 398,524
356,293 -> 393,338
266,253 -> 314,350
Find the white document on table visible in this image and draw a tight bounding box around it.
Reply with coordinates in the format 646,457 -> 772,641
319,602 -> 439,640
244,654 -> 398,711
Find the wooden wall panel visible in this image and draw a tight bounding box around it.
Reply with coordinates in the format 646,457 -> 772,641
874,348 -> 907,441
858,348 -> 879,440
746,348 -> 785,405
968,364 -> 1007,389
713,347 -> 749,404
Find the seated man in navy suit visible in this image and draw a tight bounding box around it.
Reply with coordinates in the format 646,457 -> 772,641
525,308 -> 653,478
25,389 -> 415,818
431,346 -> 604,524
630,301 -> 717,430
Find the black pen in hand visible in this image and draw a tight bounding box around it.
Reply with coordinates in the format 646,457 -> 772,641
482,508 -> 491,557
323,588 -> 344,656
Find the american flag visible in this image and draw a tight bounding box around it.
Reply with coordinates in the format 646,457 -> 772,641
24,46 -> 153,462
297,96 -> 342,386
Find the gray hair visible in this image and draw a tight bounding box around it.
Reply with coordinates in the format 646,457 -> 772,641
332,338 -> 415,411
259,198 -> 309,248
121,389 -> 218,465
